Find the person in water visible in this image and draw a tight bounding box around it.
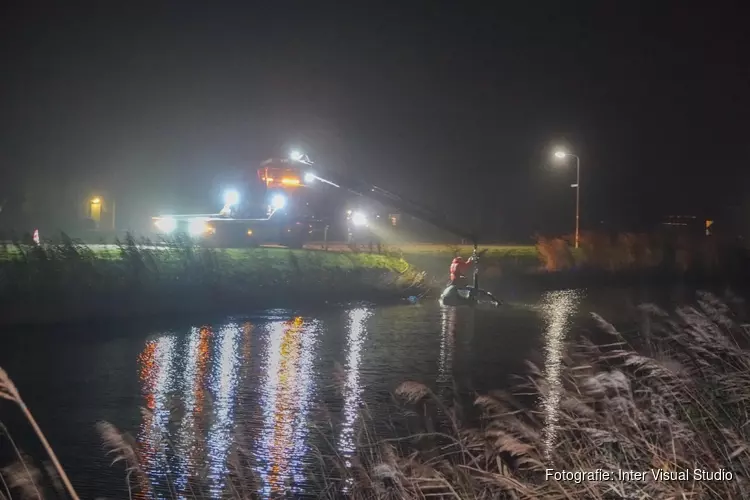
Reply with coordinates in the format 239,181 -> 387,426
449,254 -> 475,286
441,250 -> 501,306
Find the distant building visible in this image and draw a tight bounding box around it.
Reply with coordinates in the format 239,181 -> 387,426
79,191 -> 116,231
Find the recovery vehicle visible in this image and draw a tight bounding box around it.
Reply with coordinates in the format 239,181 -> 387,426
152,158 -> 324,248
153,151 -> 500,306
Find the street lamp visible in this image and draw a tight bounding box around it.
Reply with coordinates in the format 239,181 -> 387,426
553,150 -> 581,249
89,196 -> 103,225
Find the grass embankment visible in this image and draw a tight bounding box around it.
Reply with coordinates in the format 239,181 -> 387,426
391,243 -> 541,284
0,236 -> 425,326
1,292 -> 748,498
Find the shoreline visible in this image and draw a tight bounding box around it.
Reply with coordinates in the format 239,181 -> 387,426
0,283 -> 426,328
0,292 -> 418,329
1,239 -> 747,327
2,267 -> 743,328
3,272 -> 740,329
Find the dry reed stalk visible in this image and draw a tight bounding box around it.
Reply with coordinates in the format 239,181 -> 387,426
1,455 -> 42,500
0,367 -> 80,500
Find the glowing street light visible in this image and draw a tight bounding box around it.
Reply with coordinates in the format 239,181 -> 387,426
552,149 -> 581,248
89,196 -> 103,225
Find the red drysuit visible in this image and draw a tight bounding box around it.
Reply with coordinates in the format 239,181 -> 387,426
449,256 -> 474,284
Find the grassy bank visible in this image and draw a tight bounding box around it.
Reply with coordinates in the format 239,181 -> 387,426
0,235 -> 425,326
390,243 -> 541,284
1,292 -> 748,498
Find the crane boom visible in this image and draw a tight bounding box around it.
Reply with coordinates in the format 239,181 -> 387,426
300,160 -> 478,246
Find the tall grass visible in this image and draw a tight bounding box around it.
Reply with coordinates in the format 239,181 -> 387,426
0,368 -> 79,500
2,292 -> 749,498
536,230 -> 743,276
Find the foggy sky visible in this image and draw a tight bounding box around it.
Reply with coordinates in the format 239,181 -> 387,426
1,2 -> 748,239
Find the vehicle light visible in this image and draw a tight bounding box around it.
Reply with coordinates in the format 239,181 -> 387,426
247,229 -> 253,236
224,189 -> 240,206
155,217 -> 177,233
188,218 -> 211,236
281,177 -> 301,185
271,194 -> 287,210
351,212 -> 368,227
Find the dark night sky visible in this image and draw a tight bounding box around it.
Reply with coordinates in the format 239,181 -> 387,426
1,2 -> 748,239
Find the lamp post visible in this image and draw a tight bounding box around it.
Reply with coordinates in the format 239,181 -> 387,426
90,196 -> 102,228
553,150 -> 581,249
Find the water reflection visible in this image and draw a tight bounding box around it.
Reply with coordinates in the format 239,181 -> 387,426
136,322 -> 248,497
205,324 -> 241,495
255,317 -> 318,496
137,335 -> 178,494
174,326 -> 211,493
539,290 -> 582,461
338,308 -> 372,466
437,307 -> 457,396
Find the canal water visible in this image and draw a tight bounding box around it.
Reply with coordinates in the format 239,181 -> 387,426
0,283 -> 696,498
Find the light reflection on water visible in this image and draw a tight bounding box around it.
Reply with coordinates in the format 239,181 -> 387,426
174,327 -> 211,494
137,335 -> 178,496
539,290 -> 583,461
135,318 -> 320,498
338,308 -> 372,471
205,324 -> 241,495
128,296 -> 566,497
438,307 -> 457,396
255,316 -> 318,496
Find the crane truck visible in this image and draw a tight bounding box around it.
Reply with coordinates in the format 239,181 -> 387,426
152,154 -> 474,249
151,158 -> 326,248
152,152 -> 500,306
